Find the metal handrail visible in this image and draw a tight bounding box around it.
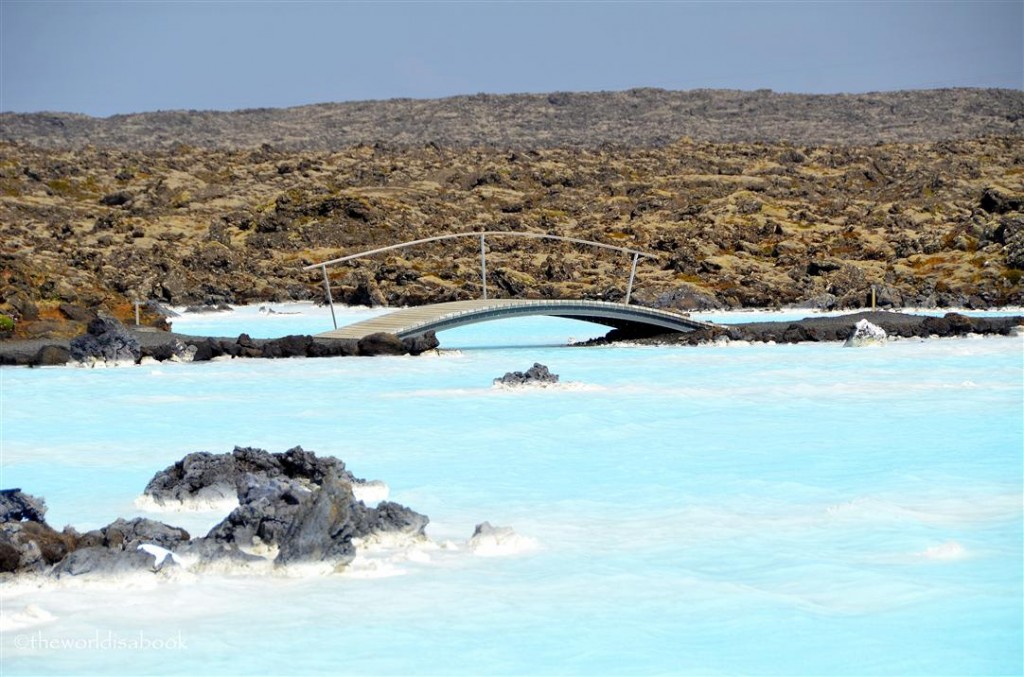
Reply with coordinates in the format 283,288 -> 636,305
305,232 -> 662,329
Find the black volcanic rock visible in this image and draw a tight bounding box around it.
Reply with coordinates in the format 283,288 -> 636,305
494,363 -> 560,386
69,317 -> 141,365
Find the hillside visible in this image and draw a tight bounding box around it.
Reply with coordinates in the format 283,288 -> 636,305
3,88 -> 1023,150
1,89 -> 1022,340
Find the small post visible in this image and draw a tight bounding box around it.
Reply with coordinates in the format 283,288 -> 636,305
134,300 -> 141,326
625,252 -> 640,304
322,265 -> 337,329
480,233 -> 488,300
871,285 -> 876,310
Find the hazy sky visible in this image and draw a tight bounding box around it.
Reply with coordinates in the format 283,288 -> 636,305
1,0 -> 1021,117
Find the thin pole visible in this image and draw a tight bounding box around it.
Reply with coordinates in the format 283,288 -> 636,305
134,300 -> 140,326
322,265 -> 337,329
625,252 -> 639,304
480,233 -> 488,300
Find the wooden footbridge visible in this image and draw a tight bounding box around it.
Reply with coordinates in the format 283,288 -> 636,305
304,232 -> 713,340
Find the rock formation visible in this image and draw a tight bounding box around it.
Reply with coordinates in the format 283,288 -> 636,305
494,363 -> 560,386
1,447 -> 429,578
69,317 -> 141,366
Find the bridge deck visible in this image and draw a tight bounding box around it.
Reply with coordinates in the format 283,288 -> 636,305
317,299 -> 713,340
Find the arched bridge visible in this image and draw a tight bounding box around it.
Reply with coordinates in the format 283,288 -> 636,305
317,299 -> 713,340
304,232 -> 712,340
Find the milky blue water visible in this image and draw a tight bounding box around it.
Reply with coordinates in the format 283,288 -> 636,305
1,305 -> 1021,676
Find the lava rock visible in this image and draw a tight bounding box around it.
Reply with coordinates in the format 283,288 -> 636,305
141,446 -> 354,507
402,331 -> 439,356
494,363 -> 559,386
69,316 -> 141,365
0,489 -> 48,523
357,332 -> 408,356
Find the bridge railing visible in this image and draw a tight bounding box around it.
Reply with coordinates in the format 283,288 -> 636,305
304,232 -> 661,329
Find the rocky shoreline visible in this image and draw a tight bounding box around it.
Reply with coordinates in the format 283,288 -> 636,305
1,310 -> 1019,367
586,310 -> 1024,346
0,316 -> 440,367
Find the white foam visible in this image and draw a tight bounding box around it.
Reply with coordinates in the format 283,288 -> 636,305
0,604 -> 57,632
133,492 -> 239,514
466,524 -> 539,557
137,544 -> 182,567
352,480 -> 389,504
919,541 -> 968,560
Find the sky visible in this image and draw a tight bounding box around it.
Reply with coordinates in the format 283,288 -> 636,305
1,0 -> 1021,117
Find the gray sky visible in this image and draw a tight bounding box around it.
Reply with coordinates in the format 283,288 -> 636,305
1,0 -> 1021,117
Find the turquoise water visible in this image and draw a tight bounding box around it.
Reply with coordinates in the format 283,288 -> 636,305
1,306 -> 1021,675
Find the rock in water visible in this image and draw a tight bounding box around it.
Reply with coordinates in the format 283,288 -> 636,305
69,316 -> 141,366
844,319 -> 888,347
274,471 -> 358,567
0,489 -> 47,523
494,363 -> 559,386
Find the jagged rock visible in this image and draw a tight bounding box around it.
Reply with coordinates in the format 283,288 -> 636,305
274,471 -> 358,566
205,476 -> 314,549
77,517 -> 189,552
494,363 -> 559,386
844,319 -> 887,347
0,489 -> 47,523
141,446 -> 354,507
68,316 -> 141,365
0,446 -> 434,578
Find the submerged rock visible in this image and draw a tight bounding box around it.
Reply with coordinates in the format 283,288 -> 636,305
494,363 -> 559,386
844,319 -> 888,347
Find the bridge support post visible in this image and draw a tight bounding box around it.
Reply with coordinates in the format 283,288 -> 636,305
321,265 -> 337,329
625,252 -> 639,304
480,233 -> 488,300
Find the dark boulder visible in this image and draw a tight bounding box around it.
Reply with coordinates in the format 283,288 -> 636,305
143,338 -> 197,362
98,190 -> 133,207
0,489 -> 48,522
69,316 -> 141,365
274,471 -> 358,566
141,446 -> 354,506
358,332 -> 408,356
494,363 -> 559,386
402,331 -> 439,356
30,344 -> 70,367
205,476 -> 314,549
51,546 -> 166,577
260,334 -> 313,358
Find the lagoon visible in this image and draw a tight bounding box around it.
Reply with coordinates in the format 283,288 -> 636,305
1,306 -> 1021,675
